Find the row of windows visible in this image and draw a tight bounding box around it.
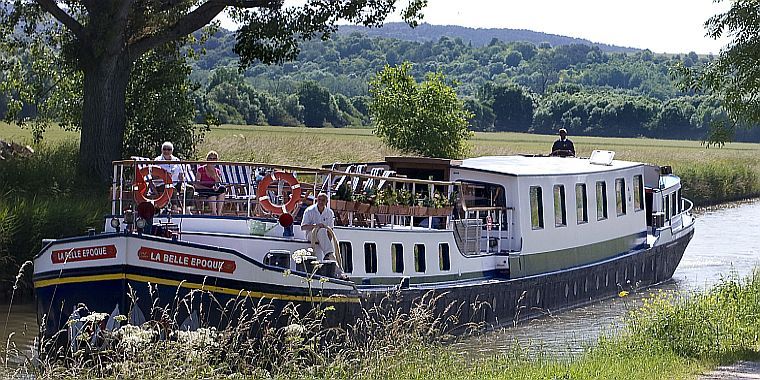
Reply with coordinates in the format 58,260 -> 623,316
531,175 -> 644,230
338,242 -> 451,274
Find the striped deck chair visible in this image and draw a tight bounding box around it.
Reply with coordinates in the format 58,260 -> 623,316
350,164 -> 367,192
362,167 -> 385,192
219,164 -> 254,214
377,170 -> 397,189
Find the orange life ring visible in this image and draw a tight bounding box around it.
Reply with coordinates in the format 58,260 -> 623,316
257,171 -> 302,215
133,165 -> 174,209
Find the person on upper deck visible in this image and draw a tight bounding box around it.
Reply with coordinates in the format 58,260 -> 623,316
152,141 -> 185,211
196,150 -> 226,216
550,128 -> 575,157
154,142 -> 185,183
301,192 -> 336,261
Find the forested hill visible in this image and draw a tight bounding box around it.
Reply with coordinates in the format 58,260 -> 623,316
337,23 -> 640,54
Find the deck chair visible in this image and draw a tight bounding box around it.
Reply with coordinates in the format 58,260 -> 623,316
219,164 -> 254,215
363,167 -> 385,192
377,170 -> 397,189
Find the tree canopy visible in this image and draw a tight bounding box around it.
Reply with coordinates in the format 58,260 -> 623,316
675,0 -> 760,144
0,0 -> 426,181
370,62 -> 472,158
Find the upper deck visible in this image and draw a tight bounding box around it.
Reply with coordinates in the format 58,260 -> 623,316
457,155 -> 643,177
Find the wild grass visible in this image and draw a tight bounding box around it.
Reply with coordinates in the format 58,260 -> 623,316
8,271 -> 760,379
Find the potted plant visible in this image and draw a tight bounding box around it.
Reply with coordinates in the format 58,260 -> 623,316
354,190 -> 374,213
331,182 -> 352,211
396,188 -> 413,215
376,187 -> 393,214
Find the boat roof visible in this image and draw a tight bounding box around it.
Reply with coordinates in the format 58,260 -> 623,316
456,156 -> 643,176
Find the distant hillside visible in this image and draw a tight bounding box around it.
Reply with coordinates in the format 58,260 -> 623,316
338,23 -> 640,54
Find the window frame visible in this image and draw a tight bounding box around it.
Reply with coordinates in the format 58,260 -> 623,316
391,243 -> 404,273
530,186 -> 544,230
596,181 -> 608,221
364,242 -> 378,274
575,183 -> 588,224
338,241 -> 353,273
615,178 -> 627,216
633,175 -> 644,212
439,243 -> 451,271
553,184 -> 567,227
414,244 -> 426,273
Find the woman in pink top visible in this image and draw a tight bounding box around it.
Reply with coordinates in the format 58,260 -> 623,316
196,151 -> 226,215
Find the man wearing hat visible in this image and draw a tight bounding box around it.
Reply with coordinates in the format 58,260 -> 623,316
301,192 -> 336,261
551,128 -> 575,157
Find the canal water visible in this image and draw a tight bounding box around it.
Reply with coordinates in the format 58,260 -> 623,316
3,200 -> 760,358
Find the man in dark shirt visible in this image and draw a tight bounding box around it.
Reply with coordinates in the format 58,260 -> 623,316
551,128 -> 575,157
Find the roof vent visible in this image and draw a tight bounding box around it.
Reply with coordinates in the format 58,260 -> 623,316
589,150 -> 615,166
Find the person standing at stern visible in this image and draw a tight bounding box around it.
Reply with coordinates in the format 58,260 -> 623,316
551,128 -> 576,157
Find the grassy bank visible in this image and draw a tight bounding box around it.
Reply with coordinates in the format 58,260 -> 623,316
4,272 -> 760,379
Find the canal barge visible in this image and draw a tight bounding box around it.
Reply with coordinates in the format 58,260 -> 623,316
33,150 -> 694,336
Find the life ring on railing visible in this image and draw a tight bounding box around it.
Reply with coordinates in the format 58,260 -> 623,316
133,165 -> 174,209
256,171 -> 302,215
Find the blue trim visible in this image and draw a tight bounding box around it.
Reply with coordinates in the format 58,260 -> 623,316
34,233 -> 355,286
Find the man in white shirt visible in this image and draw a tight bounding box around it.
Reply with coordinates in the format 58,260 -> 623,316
301,192 -> 336,260
153,141 -> 184,184
152,141 -> 185,210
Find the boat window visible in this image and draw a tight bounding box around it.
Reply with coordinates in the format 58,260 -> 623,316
576,183 -> 588,224
671,193 -> 677,217
596,181 -> 608,220
439,243 -> 451,271
664,194 -> 670,219
391,243 -> 404,273
530,186 -> 544,229
553,185 -> 567,227
677,189 -> 682,213
364,243 -> 377,273
460,182 -> 507,209
615,178 -> 627,216
339,241 -> 353,273
633,175 -> 644,211
414,244 -> 426,273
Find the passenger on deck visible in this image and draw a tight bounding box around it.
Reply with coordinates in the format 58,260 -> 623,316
300,192 -> 336,261
196,151 -> 226,216
550,128 -> 575,157
153,141 -> 185,210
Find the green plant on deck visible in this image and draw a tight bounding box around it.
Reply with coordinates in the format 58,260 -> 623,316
333,181 -> 353,201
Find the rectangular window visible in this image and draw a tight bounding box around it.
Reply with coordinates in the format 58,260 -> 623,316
553,185 -> 567,227
439,243 -> 451,271
671,193 -> 677,217
338,242 -> 353,273
530,186 -> 544,229
364,243 -> 377,273
596,181 -> 608,220
677,189 -> 682,213
633,175 -> 644,211
576,183 -> 588,224
615,178 -> 627,216
664,194 -> 670,220
391,243 -> 404,273
414,244 -> 426,273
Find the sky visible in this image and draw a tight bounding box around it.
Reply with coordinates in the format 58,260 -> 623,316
219,0 -> 732,55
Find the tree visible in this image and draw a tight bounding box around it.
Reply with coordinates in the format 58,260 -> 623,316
298,80 -> 331,127
0,0 -> 426,181
675,0 -> 760,144
487,84 -> 535,132
123,44 -> 209,159
370,62 -> 473,159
